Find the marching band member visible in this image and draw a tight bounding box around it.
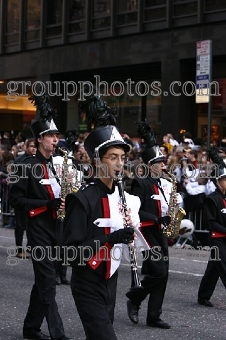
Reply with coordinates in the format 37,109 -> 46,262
9,93 -> 72,340
198,148 -> 226,307
126,122 -> 183,329
62,93 -> 147,340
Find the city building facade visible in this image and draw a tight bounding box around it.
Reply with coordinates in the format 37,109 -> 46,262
0,0 -> 226,143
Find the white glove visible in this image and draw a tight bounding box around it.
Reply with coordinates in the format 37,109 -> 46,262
175,193 -> 183,205
129,212 -> 140,230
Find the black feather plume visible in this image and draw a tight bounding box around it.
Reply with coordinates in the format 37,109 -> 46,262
208,146 -> 226,169
29,92 -> 57,122
136,121 -> 157,147
65,129 -> 79,151
78,86 -> 117,129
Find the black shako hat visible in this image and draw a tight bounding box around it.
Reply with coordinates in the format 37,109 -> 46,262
85,125 -> 130,158
208,146 -> 226,181
217,168 -> 226,180
136,121 -> 165,165
79,89 -> 130,158
29,92 -> 59,138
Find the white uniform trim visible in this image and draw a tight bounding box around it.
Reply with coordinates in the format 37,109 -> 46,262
94,187 -> 149,277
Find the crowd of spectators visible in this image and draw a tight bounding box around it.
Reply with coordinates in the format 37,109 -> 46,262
0,128 -> 225,246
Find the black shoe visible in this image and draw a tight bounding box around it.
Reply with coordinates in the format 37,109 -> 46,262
4,224 -> 15,229
60,278 -> 70,285
56,276 -> 61,285
198,298 -> 213,307
147,319 -> 171,329
23,330 -> 50,339
126,299 -> 139,324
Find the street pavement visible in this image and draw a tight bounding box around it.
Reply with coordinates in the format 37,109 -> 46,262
0,227 -> 225,340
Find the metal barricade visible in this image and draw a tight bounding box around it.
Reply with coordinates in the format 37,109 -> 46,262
173,208 -> 209,249
187,209 -> 210,247
187,210 -> 204,232
0,181 -> 15,227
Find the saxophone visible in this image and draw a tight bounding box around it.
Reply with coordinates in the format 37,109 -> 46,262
162,170 -> 186,239
57,147 -> 79,221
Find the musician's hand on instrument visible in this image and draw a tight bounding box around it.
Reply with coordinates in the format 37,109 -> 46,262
67,171 -> 74,184
58,198 -> 65,212
173,193 -> 183,205
133,232 -> 138,240
124,208 -> 137,228
124,208 -> 133,226
157,215 -> 171,227
107,228 -> 134,245
47,198 -> 62,211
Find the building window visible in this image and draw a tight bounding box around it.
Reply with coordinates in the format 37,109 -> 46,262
5,0 -> 20,45
204,0 -> 226,12
146,85 -> 161,133
25,0 -> 41,42
144,0 -> 167,22
117,92 -> 141,136
46,0 -> 62,37
102,87 -> 161,136
197,78 -> 226,144
0,80 -> 36,132
91,0 -> 111,30
68,0 -> 86,34
173,0 -> 198,17
116,0 -> 138,26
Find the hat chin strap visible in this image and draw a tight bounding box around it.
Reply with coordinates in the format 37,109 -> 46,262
95,148 -> 100,159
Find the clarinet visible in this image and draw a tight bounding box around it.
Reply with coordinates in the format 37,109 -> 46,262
115,172 -> 143,292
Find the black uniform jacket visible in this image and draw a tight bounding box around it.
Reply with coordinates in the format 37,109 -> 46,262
9,150 -> 59,247
203,188 -> 226,237
63,178 -> 116,280
131,177 -> 166,247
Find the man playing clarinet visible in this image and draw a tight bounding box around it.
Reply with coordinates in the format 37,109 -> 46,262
62,92 -> 147,340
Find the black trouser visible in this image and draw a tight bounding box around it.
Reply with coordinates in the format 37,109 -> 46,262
127,243 -> 169,323
55,220 -> 67,279
71,268 -> 118,340
198,260 -> 219,301
55,260 -> 67,279
198,238 -> 226,300
23,248 -> 65,340
212,238 -> 226,288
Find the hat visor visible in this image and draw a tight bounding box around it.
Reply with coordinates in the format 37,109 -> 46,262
40,129 -> 60,136
217,174 -> 226,181
149,156 -> 166,165
99,140 -> 131,154
180,157 -> 188,162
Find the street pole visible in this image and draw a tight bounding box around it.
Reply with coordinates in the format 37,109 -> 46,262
207,41 -> 212,150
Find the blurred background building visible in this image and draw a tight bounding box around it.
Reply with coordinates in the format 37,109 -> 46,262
0,0 -> 226,142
